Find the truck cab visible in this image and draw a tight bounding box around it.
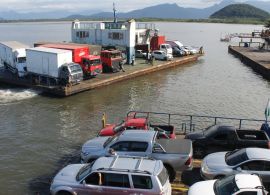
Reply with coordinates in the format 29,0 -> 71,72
14,48 -> 27,77
159,44 -> 173,55
59,63 -> 83,86
81,55 -> 102,77
101,50 -> 123,73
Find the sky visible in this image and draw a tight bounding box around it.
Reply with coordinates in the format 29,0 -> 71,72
1,0 -> 270,13
0,0 -> 222,13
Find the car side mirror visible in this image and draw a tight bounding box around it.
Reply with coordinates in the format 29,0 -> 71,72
82,180 -> 86,185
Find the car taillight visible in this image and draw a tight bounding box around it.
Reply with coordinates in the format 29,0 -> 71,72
185,156 -> 192,166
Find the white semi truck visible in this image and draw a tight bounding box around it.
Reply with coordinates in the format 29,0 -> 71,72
0,41 -> 29,77
26,47 -> 83,86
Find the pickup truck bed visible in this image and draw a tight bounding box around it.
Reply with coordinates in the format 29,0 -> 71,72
157,139 -> 192,154
185,125 -> 270,158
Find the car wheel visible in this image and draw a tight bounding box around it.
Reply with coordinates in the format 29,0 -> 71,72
194,147 -> 205,159
57,191 -> 72,195
164,164 -> 176,182
164,57 -> 167,61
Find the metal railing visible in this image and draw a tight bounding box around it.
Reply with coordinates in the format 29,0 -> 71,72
127,111 -> 265,134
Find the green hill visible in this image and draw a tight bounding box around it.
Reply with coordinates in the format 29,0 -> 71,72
210,4 -> 270,19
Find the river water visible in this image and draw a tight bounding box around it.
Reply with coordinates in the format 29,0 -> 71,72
0,21 -> 270,194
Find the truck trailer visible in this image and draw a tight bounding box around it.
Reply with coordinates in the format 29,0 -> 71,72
26,47 -> 83,86
38,43 -> 102,78
0,41 -> 29,77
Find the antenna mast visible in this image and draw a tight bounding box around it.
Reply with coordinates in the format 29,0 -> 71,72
113,2 -> 117,23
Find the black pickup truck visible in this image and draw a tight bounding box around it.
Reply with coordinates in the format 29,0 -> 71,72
185,125 -> 270,158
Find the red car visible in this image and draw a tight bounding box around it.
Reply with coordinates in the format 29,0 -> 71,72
98,113 -> 176,139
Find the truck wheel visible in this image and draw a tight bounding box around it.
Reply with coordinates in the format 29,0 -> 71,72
164,164 -> 176,182
194,147 -> 205,159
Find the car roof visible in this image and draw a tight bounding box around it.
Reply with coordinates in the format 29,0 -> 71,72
118,130 -> 156,142
92,156 -> 163,175
235,174 -> 262,189
246,148 -> 270,160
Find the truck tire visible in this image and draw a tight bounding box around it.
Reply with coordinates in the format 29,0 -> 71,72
164,164 -> 176,182
194,147 -> 206,159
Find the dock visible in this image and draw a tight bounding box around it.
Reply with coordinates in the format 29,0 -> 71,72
228,46 -> 270,79
0,54 -> 201,97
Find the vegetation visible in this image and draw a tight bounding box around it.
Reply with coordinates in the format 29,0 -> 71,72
0,17 -> 267,25
210,4 -> 270,20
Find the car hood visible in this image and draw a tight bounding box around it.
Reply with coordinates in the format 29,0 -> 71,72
204,152 -> 228,170
98,124 -> 116,136
188,180 -> 216,195
82,136 -> 109,152
185,131 -> 205,140
52,164 -> 85,185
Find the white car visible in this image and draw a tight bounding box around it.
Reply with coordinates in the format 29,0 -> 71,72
151,50 -> 173,61
135,50 -> 147,58
188,174 -> 268,195
183,46 -> 199,55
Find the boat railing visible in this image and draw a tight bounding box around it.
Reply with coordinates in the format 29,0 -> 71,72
127,111 -> 265,134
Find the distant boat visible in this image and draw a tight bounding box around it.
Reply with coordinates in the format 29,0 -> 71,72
220,34 -> 231,42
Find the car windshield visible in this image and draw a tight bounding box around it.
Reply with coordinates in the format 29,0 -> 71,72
214,175 -> 239,195
76,163 -> 94,181
103,134 -> 119,148
202,125 -> 216,136
158,167 -> 169,186
225,149 -> 249,166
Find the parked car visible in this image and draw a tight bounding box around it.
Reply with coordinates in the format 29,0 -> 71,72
151,50 -> 173,61
81,130 -> 193,181
172,46 -> 185,57
185,124 -> 270,158
188,174 -> 268,195
201,147 -> 270,186
98,112 -> 176,139
135,50 -> 147,58
50,156 -> 172,195
183,46 -> 199,55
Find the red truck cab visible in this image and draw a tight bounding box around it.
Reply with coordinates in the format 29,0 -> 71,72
98,114 -> 176,139
38,43 -> 102,78
101,50 -> 123,73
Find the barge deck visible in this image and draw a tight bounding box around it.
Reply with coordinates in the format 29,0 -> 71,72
0,54 -> 201,97
228,46 -> 270,79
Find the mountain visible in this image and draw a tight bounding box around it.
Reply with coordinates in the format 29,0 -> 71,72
210,4 -> 270,19
1,0 -> 270,20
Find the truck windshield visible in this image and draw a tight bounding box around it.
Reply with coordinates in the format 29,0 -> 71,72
214,175 -> 239,195
111,52 -> 121,58
76,163 -> 94,181
103,134 -> 118,148
225,149 -> 248,166
203,125 -> 216,136
18,57 -> 26,63
89,59 -> 101,66
69,64 -> 82,73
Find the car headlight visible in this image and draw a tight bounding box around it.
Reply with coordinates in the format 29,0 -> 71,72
201,162 -> 209,172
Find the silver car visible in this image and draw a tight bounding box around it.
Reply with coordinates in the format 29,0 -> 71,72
201,147 -> 270,184
50,156 -> 172,195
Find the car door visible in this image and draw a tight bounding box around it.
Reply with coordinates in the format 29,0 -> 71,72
127,141 -> 149,157
239,160 -> 265,179
262,160 -> 270,183
77,172 -> 105,195
110,141 -> 130,156
208,132 -> 230,153
100,173 -> 131,195
128,174 -> 155,195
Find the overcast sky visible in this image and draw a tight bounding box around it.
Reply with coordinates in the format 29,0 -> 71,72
1,0 -> 270,13
0,0 -> 222,13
